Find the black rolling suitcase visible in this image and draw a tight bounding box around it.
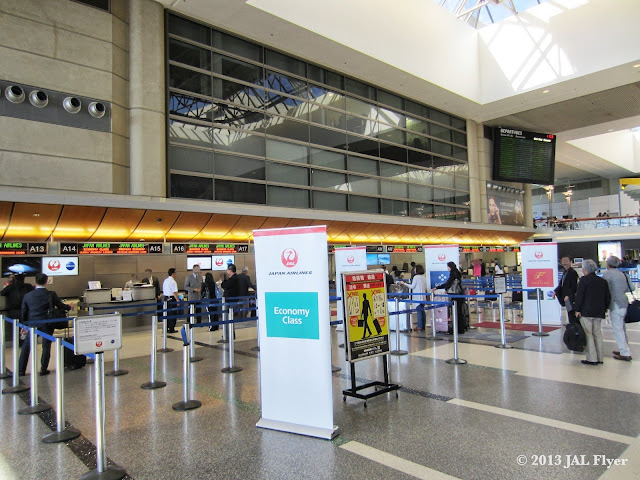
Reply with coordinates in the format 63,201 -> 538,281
563,323 -> 586,352
372,318 -> 382,335
63,337 -> 87,370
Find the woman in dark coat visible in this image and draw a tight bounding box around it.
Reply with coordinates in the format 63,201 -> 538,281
201,272 -> 220,331
432,262 -> 467,334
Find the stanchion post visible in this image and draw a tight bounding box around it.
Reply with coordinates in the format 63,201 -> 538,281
426,292 -> 441,341
251,304 -> 260,352
390,297 -> 407,356
80,352 -> 126,480
173,326 -> 202,411
218,298 -> 228,344
532,288 -> 549,337
221,306 -> 242,373
157,301 -> 173,353
0,315 -> 10,379
106,311 -> 128,376
18,328 -> 52,414
495,293 -> 513,349
446,302 -> 467,365
2,319 -> 29,394
141,315 -> 166,390
189,304 -> 203,362
42,338 -> 81,443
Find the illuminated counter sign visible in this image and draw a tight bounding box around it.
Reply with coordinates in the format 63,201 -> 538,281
172,243 -> 249,254
386,245 -> 423,253
0,242 -> 47,255
366,246 -> 384,253
60,243 -> 162,255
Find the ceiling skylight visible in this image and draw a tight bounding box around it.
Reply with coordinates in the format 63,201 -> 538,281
434,0 -> 549,29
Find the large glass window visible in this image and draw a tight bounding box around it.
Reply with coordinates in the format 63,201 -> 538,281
167,13 -> 468,222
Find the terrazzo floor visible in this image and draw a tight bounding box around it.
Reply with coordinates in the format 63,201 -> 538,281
1,312 -> 639,480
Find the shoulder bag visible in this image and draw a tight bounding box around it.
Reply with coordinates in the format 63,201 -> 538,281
624,275 -> 640,324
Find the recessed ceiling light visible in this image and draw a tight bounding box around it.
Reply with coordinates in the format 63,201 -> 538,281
33,213 -> 39,217
634,64 -> 640,68
542,89 -> 550,94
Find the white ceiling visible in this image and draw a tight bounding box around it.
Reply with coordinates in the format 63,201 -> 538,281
159,0 -> 640,183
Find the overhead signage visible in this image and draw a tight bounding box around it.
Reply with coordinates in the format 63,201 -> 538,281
74,314 -> 122,355
386,245 -> 423,253
366,245 -> 384,253
171,243 -> 249,254
42,256 -> 79,276
254,225 -> 336,440
459,245 -> 520,253
342,270 -> 389,362
0,242 -> 47,255
60,243 -> 163,255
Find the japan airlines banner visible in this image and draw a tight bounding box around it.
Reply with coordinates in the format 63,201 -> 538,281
424,245 -> 460,290
334,247 -> 367,330
521,242 -> 561,325
253,225 -> 336,440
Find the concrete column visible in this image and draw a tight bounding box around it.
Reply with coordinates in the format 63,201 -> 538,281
466,119 -> 481,223
523,184 -> 533,228
129,0 -> 166,197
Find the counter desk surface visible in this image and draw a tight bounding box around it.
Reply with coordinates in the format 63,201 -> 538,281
78,298 -> 164,332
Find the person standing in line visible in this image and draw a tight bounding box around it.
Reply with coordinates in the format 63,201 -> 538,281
162,268 -> 180,333
433,261 -> 467,334
221,264 -> 240,298
19,273 -> 71,376
602,256 -> 633,361
403,264 -> 428,331
1,274 -> 34,345
574,259 -> 611,365
382,265 -> 394,290
201,272 -> 221,332
184,264 -> 203,323
553,256 -> 579,325
410,262 -> 416,281
142,268 -> 161,300
236,266 -> 256,318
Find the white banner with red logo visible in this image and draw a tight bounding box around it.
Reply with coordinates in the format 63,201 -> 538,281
520,242 -> 561,324
334,247 -> 367,330
424,245 -> 460,290
253,225 -> 336,440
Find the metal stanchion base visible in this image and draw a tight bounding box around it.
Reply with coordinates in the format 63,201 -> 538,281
532,332 -> 550,337
80,465 -> 126,480
157,348 -> 174,353
2,384 -> 29,394
250,346 -> 260,351
172,399 -> 202,411
42,426 -> 81,443
217,338 -> 229,344
331,365 -> 341,372
495,344 -> 514,349
221,366 -> 243,373
141,381 -> 166,389
189,356 -> 203,363
390,350 -> 408,356
445,358 -> 468,365
0,372 -> 11,379
425,336 -> 445,341
105,369 -> 129,377
18,403 -> 52,415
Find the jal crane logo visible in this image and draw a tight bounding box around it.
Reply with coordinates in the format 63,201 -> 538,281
346,255 -> 355,264
438,253 -> 446,261
281,248 -> 298,268
215,258 -> 224,267
535,251 -> 544,259
47,259 -> 61,271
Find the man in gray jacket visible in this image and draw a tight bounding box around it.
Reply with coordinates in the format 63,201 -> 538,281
602,256 -> 633,361
184,264 -> 203,323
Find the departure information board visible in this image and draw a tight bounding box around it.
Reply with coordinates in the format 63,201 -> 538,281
0,242 -> 47,255
459,246 -> 520,253
493,128 -> 555,184
171,243 -> 249,254
60,243 -> 163,255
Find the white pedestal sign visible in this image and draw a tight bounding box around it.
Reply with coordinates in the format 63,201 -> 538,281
74,314 -> 122,355
334,247 -> 367,331
253,225 -> 337,440
520,242 -> 561,325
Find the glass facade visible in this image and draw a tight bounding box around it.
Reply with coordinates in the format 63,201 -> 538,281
166,13 -> 470,221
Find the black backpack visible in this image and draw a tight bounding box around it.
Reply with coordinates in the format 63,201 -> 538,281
563,323 -> 586,352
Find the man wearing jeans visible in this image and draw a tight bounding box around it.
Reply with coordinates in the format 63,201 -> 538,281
574,259 -> 611,365
602,256 -> 633,361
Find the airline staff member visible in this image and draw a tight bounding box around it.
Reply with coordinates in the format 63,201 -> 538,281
162,268 -> 180,333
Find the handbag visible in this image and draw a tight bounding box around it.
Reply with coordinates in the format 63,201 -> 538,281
47,292 -> 69,330
624,276 -> 640,324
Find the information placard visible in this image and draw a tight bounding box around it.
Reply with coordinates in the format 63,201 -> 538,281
342,270 -> 389,362
254,225 -> 336,440
520,242 -> 561,324
494,274 -> 507,294
74,314 -> 122,354
424,244 -> 460,290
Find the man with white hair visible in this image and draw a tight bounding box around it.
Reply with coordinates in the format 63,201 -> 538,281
602,256 -> 633,361
573,259 -> 611,365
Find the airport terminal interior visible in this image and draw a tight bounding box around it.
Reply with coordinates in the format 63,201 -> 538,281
1,0 -> 640,479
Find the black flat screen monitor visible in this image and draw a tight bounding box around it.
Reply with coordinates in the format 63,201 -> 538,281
493,127 -> 555,184
1,256 -> 42,277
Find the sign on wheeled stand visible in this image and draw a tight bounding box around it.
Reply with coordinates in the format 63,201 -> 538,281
341,270 -> 400,408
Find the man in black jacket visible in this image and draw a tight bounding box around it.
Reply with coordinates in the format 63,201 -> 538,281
19,273 -> 71,376
553,256 -> 579,324
573,259 -> 611,365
